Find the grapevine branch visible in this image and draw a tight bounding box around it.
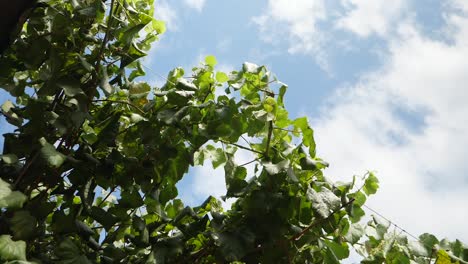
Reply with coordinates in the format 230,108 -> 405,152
93,99 -> 145,115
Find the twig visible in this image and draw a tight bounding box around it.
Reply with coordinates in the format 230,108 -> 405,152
265,121 -> 273,159
14,152 -> 39,187
219,140 -> 263,155
93,99 -> 145,115
97,187 -> 116,207
239,156 -> 263,167
95,0 -> 115,72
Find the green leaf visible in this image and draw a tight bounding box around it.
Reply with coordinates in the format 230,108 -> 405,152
56,238 -> 92,264
78,55 -> 93,72
152,19 -> 166,34
57,78 -> 84,97
408,240 -> 429,257
293,117 -> 315,154
129,82 -> 151,95
363,172 -> 379,195
1,100 -> 23,126
39,137 -> 66,168
242,62 -> 260,73
205,146 -> 227,169
1,154 -> 18,164
130,113 -> 145,123
205,55 -> 217,67
77,6 -> 97,17
323,240 -> 350,260
119,190 -> 144,208
0,179 -> 27,209
0,235 -> 27,261
99,66 -> 114,95
10,211 -> 37,240
216,72 -> 229,83
128,61 -> 146,81
350,191 -> 366,206
224,158 -> 247,196
307,187 -> 341,218
122,24 -> 146,46
263,160 -> 289,175
90,207 -> 118,229
419,233 -> 438,253
435,249 -> 453,264
0,192 -> 27,209
323,246 -> 340,264
217,232 -> 249,261
344,223 -> 364,244
176,79 -> 198,91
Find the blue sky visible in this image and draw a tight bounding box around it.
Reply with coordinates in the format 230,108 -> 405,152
144,0 -> 468,242
1,0 -> 467,248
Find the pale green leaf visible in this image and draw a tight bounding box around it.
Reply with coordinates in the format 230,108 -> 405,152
363,172 -> 379,195
409,241 -> 429,257
216,72 -> 229,83
242,62 -> 260,73
1,154 -> 18,164
205,55 -> 217,67
263,160 -> 289,175
307,187 -> 341,218
0,235 -> 27,261
78,55 -> 93,72
99,67 -> 114,95
0,179 -> 27,209
39,137 -> 66,168
344,223 -> 364,244
205,146 -> 227,169
152,19 -> 166,34
130,113 -> 146,123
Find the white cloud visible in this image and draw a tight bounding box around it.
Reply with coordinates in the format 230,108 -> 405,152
252,0 -> 329,69
154,0 -> 178,31
336,0 -> 406,37
184,0 -> 206,12
312,9 -> 468,241
251,0 -> 411,71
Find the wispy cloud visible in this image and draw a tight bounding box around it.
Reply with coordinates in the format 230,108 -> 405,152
154,0 -> 178,31
336,0 -> 406,37
252,0 -> 329,70
183,0 -> 206,12
251,0 -> 410,72
312,6 -> 468,241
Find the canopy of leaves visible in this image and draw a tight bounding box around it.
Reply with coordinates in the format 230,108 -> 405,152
0,0 -> 466,263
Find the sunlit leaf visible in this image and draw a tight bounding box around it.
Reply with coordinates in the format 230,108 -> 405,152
0,235 -> 27,261
39,137 -> 66,168
205,55 -> 217,67
0,179 -> 27,209
307,187 -> 341,218
363,172 -> 379,195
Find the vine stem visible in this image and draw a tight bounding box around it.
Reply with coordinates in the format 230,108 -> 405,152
93,99 -> 145,115
219,140 -> 264,155
238,156 -> 263,167
14,151 -> 39,187
95,0 -> 115,73
265,121 -> 273,159
97,186 -> 116,208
